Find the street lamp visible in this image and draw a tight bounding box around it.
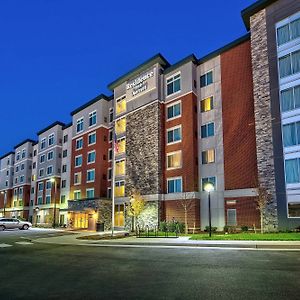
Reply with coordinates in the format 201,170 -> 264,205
35,207 -> 40,227
1,191 -> 7,217
204,182 -> 214,237
50,178 -> 57,228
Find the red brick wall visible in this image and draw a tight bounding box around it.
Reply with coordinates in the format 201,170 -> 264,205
164,93 -> 199,192
70,127 -> 109,199
225,197 -> 260,228
161,199 -> 200,227
221,40 -> 258,190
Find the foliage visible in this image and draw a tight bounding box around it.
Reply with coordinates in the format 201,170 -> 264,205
241,225 -> 249,232
223,225 -> 237,233
204,226 -> 217,232
159,220 -> 185,233
127,191 -> 145,218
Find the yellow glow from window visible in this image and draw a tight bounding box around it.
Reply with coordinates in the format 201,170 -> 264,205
115,160 -> 125,176
115,118 -> 126,135
167,152 -> 182,169
116,98 -> 126,115
115,186 -> 125,197
205,149 -> 215,163
118,139 -> 126,153
201,97 -> 213,112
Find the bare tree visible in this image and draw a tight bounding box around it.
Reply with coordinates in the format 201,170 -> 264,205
178,191 -> 196,234
127,190 -> 145,231
256,185 -> 271,234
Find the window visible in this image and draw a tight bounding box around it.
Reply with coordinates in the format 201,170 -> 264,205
202,149 -> 215,164
87,169 -> 95,182
200,71 -> 213,87
115,181 -> 125,197
63,149 -> 68,158
39,169 -> 44,177
75,155 -> 82,167
109,109 -> 114,122
38,182 -> 44,191
21,149 -> 26,159
280,85 -> 300,112
116,96 -> 126,115
89,111 -> 97,127
20,175 -> 24,183
74,172 -> 82,185
167,177 -> 182,193
107,187 -> 112,199
63,134 -> 68,143
87,151 -> 96,164
74,190 -> 81,200
41,138 -> 46,150
167,126 -> 181,144
227,209 -> 237,226
277,17 -> 300,46
166,73 -> 181,96
202,177 -> 216,191
167,102 -> 181,120
47,151 -> 54,161
15,177 -> 18,184
201,96 -> 214,112
61,195 -> 66,204
117,138 -> 126,154
109,130 -> 113,141
115,118 -> 126,135
5,180 -> 8,187
115,160 -> 125,176
16,152 -> 20,161
40,154 -> 45,164
285,158 -> 300,183
48,134 -> 54,146
62,165 -> 67,173
33,162 -> 36,169
46,181 -> 52,190
45,195 -> 51,204
86,188 -> 95,199
282,122 -> 300,147
88,132 -> 96,145
108,149 -> 113,161
76,118 -> 84,133
15,166 -> 19,173
61,180 -> 66,188
33,150 -> 37,156
108,168 -> 112,180
76,138 -> 83,150
167,151 -> 182,169
31,187 -> 35,194
47,166 -> 53,175
201,123 -> 214,138
279,50 -> 300,78
21,163 -> 24,170
37,196 -> 43,205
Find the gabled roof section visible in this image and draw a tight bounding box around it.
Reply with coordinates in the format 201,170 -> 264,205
14,139 -> 36,149
163,54 -> 198,75
70,94 -> 111,116
241,0 -> 278,30
198,33 -> 251,64
108,53 -> 170,91
37,121 -> 65,136
0,151 -> 15,160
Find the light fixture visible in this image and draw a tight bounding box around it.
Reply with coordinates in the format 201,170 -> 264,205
204,182 -> 214,193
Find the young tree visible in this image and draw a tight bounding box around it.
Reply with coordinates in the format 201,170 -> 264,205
178,191 -> 196,234
127,191 -> 145,231
256,185 -> 271,234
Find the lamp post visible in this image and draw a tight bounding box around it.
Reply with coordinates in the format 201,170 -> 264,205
50,178 -> 57,228
35,207 -> 40,226
1,191 -> 7,217
204,182 -> 214,237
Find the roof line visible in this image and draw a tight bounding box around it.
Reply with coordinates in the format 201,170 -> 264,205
37,121 -> 65,136
14,139 -> 36,150
163,54 -> 198,75
0,151 -> 15,160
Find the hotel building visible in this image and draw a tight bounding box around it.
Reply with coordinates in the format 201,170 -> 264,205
0,0 -> 299,231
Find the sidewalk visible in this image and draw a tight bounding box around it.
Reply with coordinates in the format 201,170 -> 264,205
32,231 -> 300,250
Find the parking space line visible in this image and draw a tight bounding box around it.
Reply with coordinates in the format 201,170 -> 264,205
0,243 -> 12,248
15,241 -> 34,245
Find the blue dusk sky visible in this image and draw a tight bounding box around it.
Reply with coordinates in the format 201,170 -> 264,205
0,0 -> 254,155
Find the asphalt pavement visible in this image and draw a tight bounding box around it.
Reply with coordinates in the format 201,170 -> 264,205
0,229 -> 300,299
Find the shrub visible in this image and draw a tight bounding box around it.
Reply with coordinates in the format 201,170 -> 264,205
204,226 -> 217,232
241,225 -> 249,232
159,221 -> 185,233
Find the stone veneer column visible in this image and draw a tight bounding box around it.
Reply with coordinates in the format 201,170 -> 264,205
250,9 -> 278,230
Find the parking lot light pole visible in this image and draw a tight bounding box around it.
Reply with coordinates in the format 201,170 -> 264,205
204,182 -> 214,238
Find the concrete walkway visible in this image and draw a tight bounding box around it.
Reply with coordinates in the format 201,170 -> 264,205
32,230 -> 300,251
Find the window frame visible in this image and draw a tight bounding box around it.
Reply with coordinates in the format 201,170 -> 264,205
166,125 -> 182,145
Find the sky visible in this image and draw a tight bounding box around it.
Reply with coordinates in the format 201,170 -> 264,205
0,0 -> 254,155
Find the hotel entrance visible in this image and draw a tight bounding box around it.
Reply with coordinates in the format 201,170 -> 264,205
73,212 -> 88,229
114,204 -> 125,227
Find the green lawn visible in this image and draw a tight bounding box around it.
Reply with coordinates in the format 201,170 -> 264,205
189,232 -> 300,241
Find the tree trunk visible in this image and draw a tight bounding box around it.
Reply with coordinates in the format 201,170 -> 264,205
260,213 -> 264,234
184,208 -> 188,235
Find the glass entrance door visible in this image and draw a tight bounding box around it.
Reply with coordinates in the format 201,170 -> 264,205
114,204 -> 125,227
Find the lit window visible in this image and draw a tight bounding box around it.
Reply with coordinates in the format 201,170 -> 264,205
115,181 -> 125,197
74,190 -> 81,200
87,151 -> 96,164
117,138 -> 126,154
75,155 -> 82,167
115,118 -> 126,135
167,151 -> 182,169
61,195 -> 66,204
167,126 -> 181,144
86,188 -> 95,199
88,132 -> 96,145
76,118 -> 84,133
200,71 -> 213,87
167,177 -> 182,193
87,169 -> 95,182
201,123 -> 214,138
89,111 -> 97,127
201,97 -> 213,112
202,149 -> 215,164
48,134 -> 54,146
166,73 -> 181,96
74,173 -> 81,185
116,96 -> 126,115
201,177 -> 216,191
115,160 -> 125,176
167,102 -> 181,120
76,138 -> 83,150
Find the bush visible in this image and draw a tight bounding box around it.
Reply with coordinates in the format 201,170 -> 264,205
159,221 -> 185,233
241,225 -> 249,232
204,226 -> 217,232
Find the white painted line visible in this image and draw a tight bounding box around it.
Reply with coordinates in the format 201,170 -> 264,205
15,241 -> 33,245
0,243 -> 12,248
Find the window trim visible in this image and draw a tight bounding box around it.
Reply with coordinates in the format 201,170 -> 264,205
166,125 -> 182,145
166,150 -> 182,170
166,100 -> 182,121
200,95 -> 214,113
86,188 -> 95,199
76,117 -> 84,133
75,137 -> 83,150
88,110 -> 97,128
74,172 -> 82,185
88,131 -> 97,146
167,176 -> 183,194
75,155 -> 83,168
200,70 -> 214,88
87,150 -> 96,164
86,169 -> 95,183
166,72 -> 181,97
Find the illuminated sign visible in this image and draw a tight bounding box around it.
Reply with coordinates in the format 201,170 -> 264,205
126,70 -> 155,98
